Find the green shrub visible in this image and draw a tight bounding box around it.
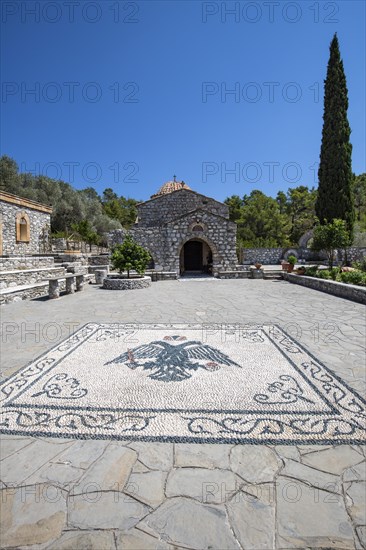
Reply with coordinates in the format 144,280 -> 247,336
304,266 -> 319,277
352,258 -> 366,272
339,271 -> 366,286
329,267 -> 340,280
317,269 -> 331,279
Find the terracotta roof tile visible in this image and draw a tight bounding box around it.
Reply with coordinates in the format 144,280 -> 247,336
151,180 -> 191,198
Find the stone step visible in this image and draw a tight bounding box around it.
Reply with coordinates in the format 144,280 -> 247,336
217,271 -> 250,279
263,274 -> 283,280
263,270 -> 284,279
0,267 -> 67,289
145,271 -> 178,281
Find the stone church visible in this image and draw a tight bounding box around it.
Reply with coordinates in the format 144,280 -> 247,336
110,178 -> 238,276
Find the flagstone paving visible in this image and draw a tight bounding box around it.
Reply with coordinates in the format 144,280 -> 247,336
1,279 -> 365,549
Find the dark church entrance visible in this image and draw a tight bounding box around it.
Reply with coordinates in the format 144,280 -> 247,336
184,240 -> 203,271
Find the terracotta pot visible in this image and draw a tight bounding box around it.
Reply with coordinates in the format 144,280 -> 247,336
254,262 -> 262,269
287,264 -> 294,273
297,267 -> 306,275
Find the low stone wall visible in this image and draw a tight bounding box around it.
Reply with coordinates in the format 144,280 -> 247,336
339,247 -> 366,263
54,254 -> 89,265
241,246 -> 366,265
284,273 -> 366,305
241,248 -> 283,264
240,247 -> 334,265
103,275 -> 152,290
51,238 -> 109,254
0,256 -> 55,270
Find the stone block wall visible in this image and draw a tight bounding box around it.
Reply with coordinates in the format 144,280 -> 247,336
241,248 -> 284,264
136,190 -> 229,227
1,198 -> 51,255
0,267 -> 66,289
0,256 -> 55,270
240,247 -> 328,264
339,247 -> 366,263
88,255 -> 111,265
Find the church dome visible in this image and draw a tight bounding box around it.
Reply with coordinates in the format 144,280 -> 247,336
151,178 -> 191,198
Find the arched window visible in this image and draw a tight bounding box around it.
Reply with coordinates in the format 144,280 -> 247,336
16,212 -> 30,243
192,224 -> 203,232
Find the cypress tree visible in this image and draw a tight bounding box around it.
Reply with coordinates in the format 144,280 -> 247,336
316,34 -> 354,235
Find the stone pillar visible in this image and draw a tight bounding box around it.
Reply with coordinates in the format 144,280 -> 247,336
95,269 -> 108,285
76,274 -> 84,292
49,280 -> 60,299
65,276 -> 75,294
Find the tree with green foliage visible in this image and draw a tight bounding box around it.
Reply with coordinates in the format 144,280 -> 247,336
353,173 -> 366,226
276,191 -> 288,215
224,195 -> 243,222
102,196 -> 139,228
71,220 -> 100,251
102,188 -> 118,202
311,218 -> 351,268
316,34 -> 354,235
236,190 -> 290,247
286,186 -> 317,244
0,155 -> 19,191
111,235 -> 151,278
79,187 -> 101,202
352,173 -> 366,246
0,155 -> 122,236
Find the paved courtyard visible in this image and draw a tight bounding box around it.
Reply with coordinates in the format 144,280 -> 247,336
1,279 -> 365,549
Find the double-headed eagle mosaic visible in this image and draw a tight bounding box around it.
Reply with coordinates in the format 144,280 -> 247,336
105,335 -> 241,382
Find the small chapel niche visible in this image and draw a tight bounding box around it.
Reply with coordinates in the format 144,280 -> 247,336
16,212 -> 30,242
192,224 -> 204,232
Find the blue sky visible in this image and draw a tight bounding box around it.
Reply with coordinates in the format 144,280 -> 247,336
1,0 -> 365,202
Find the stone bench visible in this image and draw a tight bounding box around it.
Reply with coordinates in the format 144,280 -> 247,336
0,282 -> 49,305
49,274 -> 84,299
0,266 -> 66,288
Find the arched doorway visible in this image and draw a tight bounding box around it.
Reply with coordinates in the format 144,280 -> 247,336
180,238 -> 213,275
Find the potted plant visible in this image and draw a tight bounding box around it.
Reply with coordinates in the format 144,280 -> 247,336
287,255 -> 297,273
297,266 -> 306,275
254,262 -> 262,269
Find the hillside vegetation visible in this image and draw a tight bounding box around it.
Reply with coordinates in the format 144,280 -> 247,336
1,156 -> 365,248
